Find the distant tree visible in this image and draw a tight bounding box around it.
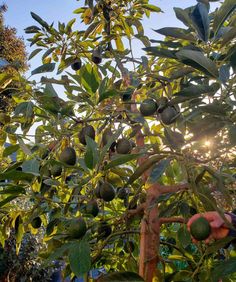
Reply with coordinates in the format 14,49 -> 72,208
0,3 -> 27,112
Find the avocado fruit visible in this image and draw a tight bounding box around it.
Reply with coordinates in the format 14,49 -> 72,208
67,217 -> 87,239
31,217 -> 42,229
92,49 -> 102,65
98,221 -> 112,238
117,187 -> 128,200
51,164 -> 62,177
116,138 -> 132,154
190,217 -> 211,241
140,98 -> 157,116
79,125 -> 95,145
100,182 -> 116,202
85,200 -> 99,217
102,128 -> 113,146
160,106 -> 178,125
59,147 -> 76,166
71,59 -> 82,71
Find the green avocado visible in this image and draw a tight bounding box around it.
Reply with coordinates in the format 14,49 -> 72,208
140,98 -> 157,116
85,200 -> 99,217
67,217 -> 87,239
116,138 -> 132,154
79,125 -> 95,145
190,217 -> 211,241
100,182 -> 116,202
59,147 -> 76,166
160,106 -> 178,125
51,164 -> 62,177
31,217 -> 42,229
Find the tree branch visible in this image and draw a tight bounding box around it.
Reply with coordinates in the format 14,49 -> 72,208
159,217 -> 186,225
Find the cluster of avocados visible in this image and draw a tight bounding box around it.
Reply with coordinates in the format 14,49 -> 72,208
139,97 -> 179,125
70,48 -> 102,71
78,124 -> 134,155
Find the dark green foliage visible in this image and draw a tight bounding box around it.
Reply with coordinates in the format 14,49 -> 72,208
124,241 -> 135,253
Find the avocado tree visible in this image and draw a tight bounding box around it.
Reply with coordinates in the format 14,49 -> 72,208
0,0 -> 236,281
0,3 -> 28,115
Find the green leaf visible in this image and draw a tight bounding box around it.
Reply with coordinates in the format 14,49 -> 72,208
221,27 -> 236,46
154,27 -> 195,41
14,102 -> 34,118
80,64 -> 100,94
104,154 -> 143,170
3,144 -> 20,157
212,258 -> 236,281
45,243 -> 72,263
18,138 -> 32,155
127,155 -> 166,186
83,21 -> 101,39
190,3 -> 209,42
176,49 -> 219,78
177,226 -> 191,248
28,48 -> 42,60
31,63 -> 56,75
0,131 -> 6,146
0,171 -> 34,182
164,128 -> 185,149
206,237 -> 234,255
84,136 -> 99,170
148,159 -> 170,184
169,83 -> 220,104
65,18 -> 76,34
100,272 -> 144,282
174,7 -> 193,27
68,240 -> 91,277
99,89 -> 118,103
31,12 -> 49,29
142,4 -> 161,13
22,159 -> 40,176
73,8 -> 85,14
24,25 -> 41,34
213,0 -> 236,35
44,83 -> 58,97
0,195 -> 18,208
143,47 -> 177,59
0,186 -> 26,195
42,48 -> 55,60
